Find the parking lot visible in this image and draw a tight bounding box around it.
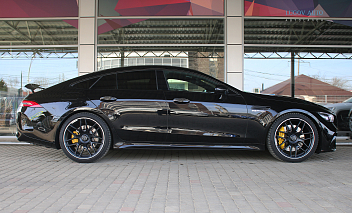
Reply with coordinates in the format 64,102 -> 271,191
0,142 -> 351,213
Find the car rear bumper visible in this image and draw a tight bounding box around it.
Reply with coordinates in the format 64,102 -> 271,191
16,130 -> 56,148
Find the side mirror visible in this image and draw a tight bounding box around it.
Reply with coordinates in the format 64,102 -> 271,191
215,86 -> 228,100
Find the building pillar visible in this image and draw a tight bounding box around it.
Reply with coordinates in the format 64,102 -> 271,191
226,0 -> 244,90
78,0 -> 96,76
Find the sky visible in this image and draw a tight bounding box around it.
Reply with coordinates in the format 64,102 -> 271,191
0,58 -> 78,89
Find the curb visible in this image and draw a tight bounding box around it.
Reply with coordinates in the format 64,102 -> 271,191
0,142 -> 32,145
0,136 -> 19,142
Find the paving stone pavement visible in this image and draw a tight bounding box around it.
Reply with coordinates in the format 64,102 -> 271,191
0,145 -> 351,213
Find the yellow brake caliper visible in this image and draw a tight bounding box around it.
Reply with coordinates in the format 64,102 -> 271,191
278,126 -> 286,149
71,131 -> 79,143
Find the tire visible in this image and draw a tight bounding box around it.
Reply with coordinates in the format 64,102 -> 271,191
266,113 -> 319,162
59,112 -> 111,163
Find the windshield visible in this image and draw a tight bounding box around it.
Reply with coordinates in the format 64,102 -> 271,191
343,97 -> 352,103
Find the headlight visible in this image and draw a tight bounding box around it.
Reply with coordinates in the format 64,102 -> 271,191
318,112 -> 334,123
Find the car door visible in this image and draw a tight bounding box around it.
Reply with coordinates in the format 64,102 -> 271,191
161,69 -> 248,145
88,70 -> 168,143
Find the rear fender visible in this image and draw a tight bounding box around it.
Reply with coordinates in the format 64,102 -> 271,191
54,107 -> 122,149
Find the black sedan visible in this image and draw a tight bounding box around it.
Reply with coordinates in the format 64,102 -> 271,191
325,97 -> 352,137
16,66 -> 336,163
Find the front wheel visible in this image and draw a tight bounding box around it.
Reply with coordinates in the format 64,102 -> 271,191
59,112 -> 111,163
267,113 -> 319,162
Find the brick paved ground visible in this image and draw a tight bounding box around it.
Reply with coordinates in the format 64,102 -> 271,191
0,145 -> 351,213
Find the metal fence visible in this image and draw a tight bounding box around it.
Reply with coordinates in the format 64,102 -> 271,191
313,95 -> 351,104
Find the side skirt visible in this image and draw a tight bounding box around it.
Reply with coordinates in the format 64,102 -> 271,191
113,142 -> 264,150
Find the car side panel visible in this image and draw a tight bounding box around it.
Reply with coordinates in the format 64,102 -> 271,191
163,91 -> 248,145
89,89 -> 168,143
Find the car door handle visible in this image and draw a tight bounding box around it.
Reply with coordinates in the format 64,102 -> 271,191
173,98 -> 190,104
100,96 -> 117,102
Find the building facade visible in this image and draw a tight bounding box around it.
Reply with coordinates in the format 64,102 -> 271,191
1,0 -> 352,132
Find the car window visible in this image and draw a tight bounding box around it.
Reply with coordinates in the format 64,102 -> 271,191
72,77 -> 100,89
117,70 -> 157,90
163,70 -> 219,93
343,97 -> 352,103
90,74 -> 117,90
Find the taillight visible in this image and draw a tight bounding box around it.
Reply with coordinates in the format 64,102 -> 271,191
21,100 -> 42,107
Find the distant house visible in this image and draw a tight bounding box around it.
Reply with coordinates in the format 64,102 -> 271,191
261,74 -> 352,103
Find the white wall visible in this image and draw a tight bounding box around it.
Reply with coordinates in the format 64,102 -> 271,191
78,0 -> 96,76
226,0 -> 244,90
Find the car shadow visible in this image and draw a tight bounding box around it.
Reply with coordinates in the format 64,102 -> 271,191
98,147 -> 349,164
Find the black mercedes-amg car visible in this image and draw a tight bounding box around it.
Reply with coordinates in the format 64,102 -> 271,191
16,66 -> 336,163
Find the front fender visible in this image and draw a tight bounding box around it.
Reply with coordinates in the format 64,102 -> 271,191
266,109 -> 336,153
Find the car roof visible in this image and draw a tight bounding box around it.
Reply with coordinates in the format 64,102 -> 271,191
67,65 -> 215,85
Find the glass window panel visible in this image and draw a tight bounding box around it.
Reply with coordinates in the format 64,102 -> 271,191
73,77 -> 99,90
98,46 -> 224,82
0,0 -> 78,18
164,70 -> 220,93
117,71 -> 157,90
99,0 -> 224,16
0,20 -> 78,46
245,19 -> 352,45
0,47 -> 78,134
90,74 -> 117,90
244,50 -> 352,104
98,19 -> 224,45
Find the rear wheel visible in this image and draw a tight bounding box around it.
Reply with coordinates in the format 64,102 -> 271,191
59,112 -> 111,163
267,113 -> 318,162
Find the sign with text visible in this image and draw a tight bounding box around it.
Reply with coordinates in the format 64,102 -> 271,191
245,0 -> 352,18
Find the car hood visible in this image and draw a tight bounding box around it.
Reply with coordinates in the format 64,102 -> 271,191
324,102 -> 352,111
245,92 -> 332,114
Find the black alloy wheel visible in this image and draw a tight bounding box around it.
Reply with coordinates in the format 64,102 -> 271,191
267,113 -> 318,162
59,112 -> 111,163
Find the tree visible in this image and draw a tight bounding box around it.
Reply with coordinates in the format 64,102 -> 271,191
0,79 -> 8,92
310,74 -> 351,91
329,77 -> 350,91
7,77 -> 19,88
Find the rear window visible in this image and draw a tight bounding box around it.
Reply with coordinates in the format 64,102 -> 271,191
117,71 -> 157,90
90,74 -> 117,90
71,70 -> 157,90
72,77 -> 100,89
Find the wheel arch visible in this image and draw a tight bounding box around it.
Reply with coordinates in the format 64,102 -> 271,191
54,107 -> 119,149
264,109 -> 323,152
